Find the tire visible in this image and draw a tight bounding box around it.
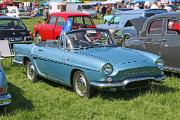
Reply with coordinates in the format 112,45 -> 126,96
26,61 -> 38,82
73,71 -> 94,98
123,34 -> 132,41
121,34 -> 132,47
36,32 -> 42,42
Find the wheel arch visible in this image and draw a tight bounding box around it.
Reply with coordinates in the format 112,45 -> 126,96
23,57 -> 31,65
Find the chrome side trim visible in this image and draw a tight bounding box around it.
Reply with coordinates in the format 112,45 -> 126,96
0,93 -> 11,106
90,75 -> 166,88
13,60 -> 23,64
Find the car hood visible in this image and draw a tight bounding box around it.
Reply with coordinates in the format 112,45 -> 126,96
75,47 -> 156,70
96,24 -> 119,30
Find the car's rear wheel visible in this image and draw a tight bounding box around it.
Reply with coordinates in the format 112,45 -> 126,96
36,32 -> 42,42
122,34 -> 132,47
26,61 -> 38,82
73,71 -> 94,98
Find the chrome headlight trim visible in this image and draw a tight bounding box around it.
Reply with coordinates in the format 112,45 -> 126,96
155,58 -> 164,70
102,63 -> 113,75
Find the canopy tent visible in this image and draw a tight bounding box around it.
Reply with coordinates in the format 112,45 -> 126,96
66,0 -> 81,3
102,0 -> 117,4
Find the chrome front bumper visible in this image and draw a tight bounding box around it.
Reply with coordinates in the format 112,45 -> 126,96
0,93 -> 11,106
90,75 -> 166,89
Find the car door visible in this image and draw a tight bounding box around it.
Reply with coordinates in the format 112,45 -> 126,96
42,15 -> 57,40
53,16 -> 65,39
160,18 -> 180,69
144,18 -> 164,55
32,41 -> 66,82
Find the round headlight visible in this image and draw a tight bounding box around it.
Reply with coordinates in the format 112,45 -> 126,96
102,63 -> 113,75
155,58 -> 164,70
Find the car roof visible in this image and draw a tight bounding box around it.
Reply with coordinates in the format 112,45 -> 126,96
146,12 -> 180,21
51,12 -> 90,18
141,12 -> 180,35
0,16 -> 21,20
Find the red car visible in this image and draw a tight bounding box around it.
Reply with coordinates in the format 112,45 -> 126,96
34,12 -> 96,41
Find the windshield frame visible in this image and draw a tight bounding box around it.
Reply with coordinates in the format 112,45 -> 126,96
65,29 -> 117,50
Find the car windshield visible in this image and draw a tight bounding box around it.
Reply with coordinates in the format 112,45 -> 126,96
66,29 -> 116,49
0,19 -> 26,30
82,5 -> 93,10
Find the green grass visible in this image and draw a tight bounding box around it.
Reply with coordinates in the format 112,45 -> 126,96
1,16 -> 180,120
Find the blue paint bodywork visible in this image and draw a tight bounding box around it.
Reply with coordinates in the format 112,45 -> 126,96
0,64 -> 11,106
13,28 -> 166,89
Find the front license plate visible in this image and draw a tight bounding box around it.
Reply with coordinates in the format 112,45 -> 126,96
7,37 -> 23,41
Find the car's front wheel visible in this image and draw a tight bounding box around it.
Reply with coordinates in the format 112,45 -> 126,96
73,71 -> 94,98
26,61 -> 38,82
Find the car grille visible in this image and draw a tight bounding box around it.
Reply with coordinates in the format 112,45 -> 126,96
113,67 -> 162,82
125,80 -> 150,90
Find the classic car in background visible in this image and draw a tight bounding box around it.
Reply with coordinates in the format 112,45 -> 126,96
102,9 -> 167,25
34,12 -> 96,42
123,12 -> 180,72
0,16 -> 33,46
13,28 -> 166,98
0,64 -> 11,107
97,9 -> 167,40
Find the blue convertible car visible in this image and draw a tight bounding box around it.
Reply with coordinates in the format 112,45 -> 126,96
0,64 -> 11,106
13,28 -> 166,97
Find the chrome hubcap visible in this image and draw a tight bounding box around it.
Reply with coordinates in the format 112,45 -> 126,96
27,63 -> 35,80
74,73 -> 87,96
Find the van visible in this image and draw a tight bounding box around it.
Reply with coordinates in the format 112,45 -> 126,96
6,6 -> 31,19
66,3 -> 97,18
49,2 -> 66,14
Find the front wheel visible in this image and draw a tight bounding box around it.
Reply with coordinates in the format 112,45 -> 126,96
73,71 -> 94,98
26,61 -> 38,82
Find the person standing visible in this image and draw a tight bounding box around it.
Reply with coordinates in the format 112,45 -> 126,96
101,5 -> 107,19
43,6 -> 49,21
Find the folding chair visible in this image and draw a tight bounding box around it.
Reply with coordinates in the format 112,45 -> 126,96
0,40 -> 14,65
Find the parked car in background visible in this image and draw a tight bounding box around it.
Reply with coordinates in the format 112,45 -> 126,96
103,9 -> 167,23
104,8 -> 133,22
0,16 -> 33,46
0,64 -> 11,107
97,9 -> 167,40
6,6 -> 31,19
14,28 -> 166,98
34,12 -> 96,41
123,12 -> 180,72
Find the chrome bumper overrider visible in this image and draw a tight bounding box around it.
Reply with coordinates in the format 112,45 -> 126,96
0,94 -> 11,106
90,75 -> 166,88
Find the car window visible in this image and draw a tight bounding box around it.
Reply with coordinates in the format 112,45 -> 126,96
109,16 -> 120,24
57,17 -> 65,26
47,16 -> 57,25
71,16 -> 94,26
166,19 -> 180,34
0,19 -> 26,29
148,19 -> 163,35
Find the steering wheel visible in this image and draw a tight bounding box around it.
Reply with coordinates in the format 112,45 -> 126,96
78,42 -> 89,48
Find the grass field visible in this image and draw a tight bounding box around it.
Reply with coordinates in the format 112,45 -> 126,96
0,16 -> 180,120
